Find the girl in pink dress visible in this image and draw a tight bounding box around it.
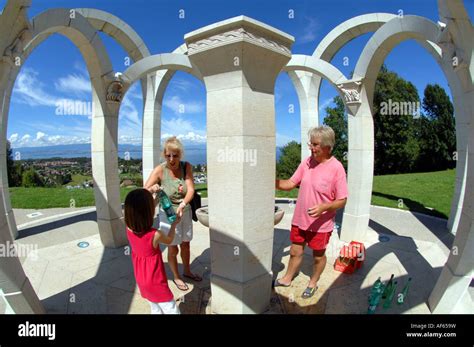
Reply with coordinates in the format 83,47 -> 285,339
124,188 -> 181,314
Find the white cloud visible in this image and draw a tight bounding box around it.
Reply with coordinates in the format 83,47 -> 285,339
161,131 -> 206,143
13,68 -> 90,117
10,68 -> 208,148
36,132 -> 46,141
73,61 -> 89,75
161,117 -> 206,143
118,135 -> 142,146
55,74 -> 91,95
120,94 -> 140,127
298,17 -> 318,45
124,82 -> 142,100
164,95 -> 204,115
318,98 -> 333,113
8,133 -> 18,143
162,117 -> 195,135
169,78 -> 196,92
10,133 -> 92,148
13,68 -> 58,107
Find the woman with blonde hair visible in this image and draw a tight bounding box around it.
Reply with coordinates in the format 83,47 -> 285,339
144,136 -> 201,291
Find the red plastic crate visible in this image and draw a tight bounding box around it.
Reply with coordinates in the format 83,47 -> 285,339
334,241 -> 366,274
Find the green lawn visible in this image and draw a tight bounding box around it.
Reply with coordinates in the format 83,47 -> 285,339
10,170 -> 455,218
371,169 -> 455,218
65,174 -> 92,186
9,187 -> 133,209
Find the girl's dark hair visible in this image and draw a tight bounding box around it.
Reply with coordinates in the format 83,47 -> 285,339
124,188 -> 155,234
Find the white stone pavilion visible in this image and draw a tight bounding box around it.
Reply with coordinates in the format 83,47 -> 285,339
0,0 -> 472,314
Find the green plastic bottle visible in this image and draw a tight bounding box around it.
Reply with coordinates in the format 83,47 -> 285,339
397,277 -> 412,305
382,274 -> 395,299
367,277 -> 384,314
158,190 -> 176,223
383,280 -> 398,309
368,277 -> 383,303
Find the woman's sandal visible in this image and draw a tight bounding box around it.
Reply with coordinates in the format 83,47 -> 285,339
173,279 -> 189,291
301,286 -> 318,298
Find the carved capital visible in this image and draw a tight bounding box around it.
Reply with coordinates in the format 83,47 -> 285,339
187,27 -> 291,56
337,80 -> 362,104
3,29 -> 30,58
106,80 -> 124,103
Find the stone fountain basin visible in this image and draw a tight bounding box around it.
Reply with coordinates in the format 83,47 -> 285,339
195,206 -> 285,228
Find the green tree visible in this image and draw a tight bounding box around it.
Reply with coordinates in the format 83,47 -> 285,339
21,168 -> 44,187
276,141 -> 301,179
373,65 -> 420,174
323,96 -> 347,170
6,141 -> 22,187
418,84 -> 456,171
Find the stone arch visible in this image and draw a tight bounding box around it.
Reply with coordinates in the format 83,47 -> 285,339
74,8 -> 152,103
69,8 -> 178,203
141,44 -> 195,182
0,7 -> 115,240
284,55 -> 348,85
288,13 -> 397,161
282,55 -> 351,160
283,54 -> 349,93
122,53 -> 200,86
352,14 -> 474,313
290,11 -> 467,236
122,52 -> 203,159
73,8 -> 159,206
0,7 -> 118,313
75,8 -> 150,62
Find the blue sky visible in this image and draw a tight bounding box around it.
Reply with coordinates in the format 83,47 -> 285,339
2,0 -> 473,149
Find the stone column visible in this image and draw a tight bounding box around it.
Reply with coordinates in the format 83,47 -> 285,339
339,80 -> 374,242
0,176 -> 44,313
429,91 -> 474,313
0,61 -> 19,240
287,71 -> 320,161
91,77 -> 127,248
185,16 -> 294,313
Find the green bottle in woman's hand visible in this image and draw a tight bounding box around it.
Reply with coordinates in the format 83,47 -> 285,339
159,190 -> 176,223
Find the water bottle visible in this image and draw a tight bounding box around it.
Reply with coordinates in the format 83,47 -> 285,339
383,280 -> 398,309
382,274 -> 395,299
158,190 -> 176,223
368,277 -> 383,303
397,277 -> 412,305
367,277 -> 384,314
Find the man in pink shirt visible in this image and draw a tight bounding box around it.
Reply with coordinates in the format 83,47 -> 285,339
275,126 -> 348,298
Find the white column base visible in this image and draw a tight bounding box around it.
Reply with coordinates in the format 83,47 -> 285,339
210,272 -> 273,314
340,212 -> 369,242
428,265 -> 472,314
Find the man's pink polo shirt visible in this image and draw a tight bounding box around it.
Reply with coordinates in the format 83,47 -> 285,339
290,156 -> 348,233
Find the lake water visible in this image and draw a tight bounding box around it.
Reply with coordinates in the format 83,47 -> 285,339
13,143 -> 283,165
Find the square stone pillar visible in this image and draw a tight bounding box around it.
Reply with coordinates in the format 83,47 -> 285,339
91,94 -> 127,248
185,16 -> 294,313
